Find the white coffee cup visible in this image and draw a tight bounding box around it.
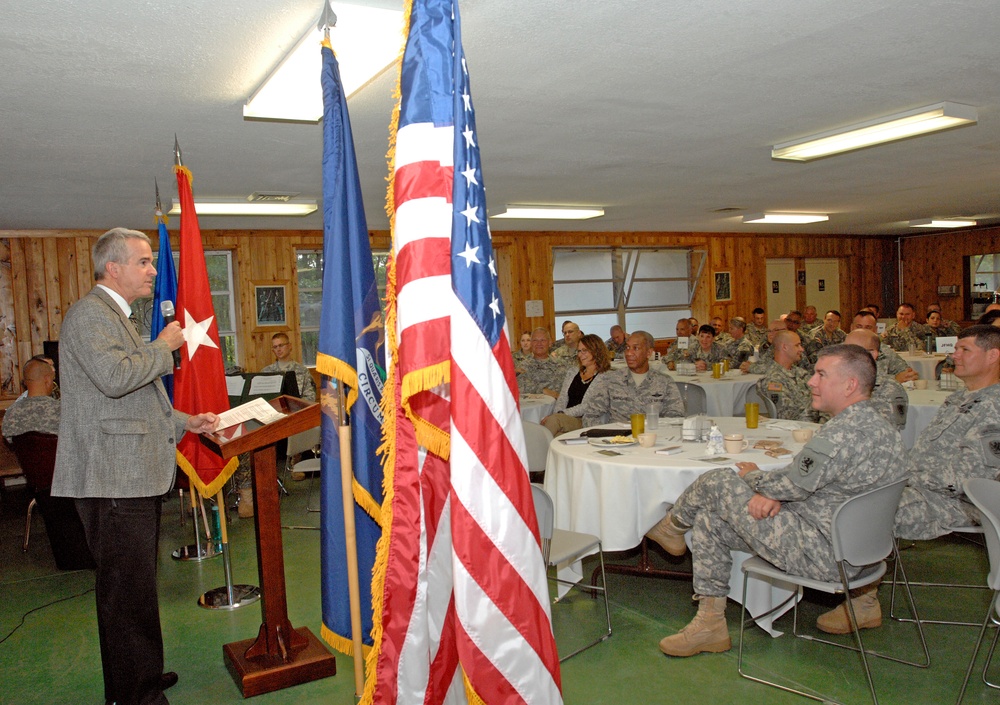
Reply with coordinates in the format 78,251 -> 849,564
913,379 -> 928,390
723,434 -> 749,454
792,428 -> 814,443
637,432 -> 657,448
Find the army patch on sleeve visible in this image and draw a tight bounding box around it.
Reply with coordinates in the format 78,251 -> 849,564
789,436 -> 836,492
767,382 -> 783,392
979,424 -> 1000,468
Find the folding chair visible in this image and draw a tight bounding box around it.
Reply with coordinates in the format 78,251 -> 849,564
737,478 -> 928,705
674,381 -> 707,416
531,483 -> 612,661
286,426 -> 321,513
956,478 -> 1000,704
743,384 -> 778,419
522,421 -> 554,484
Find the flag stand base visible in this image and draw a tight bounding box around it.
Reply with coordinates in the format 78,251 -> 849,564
198,584 -> 261,610
171,542 -> 219,561
223,626 -> 336,698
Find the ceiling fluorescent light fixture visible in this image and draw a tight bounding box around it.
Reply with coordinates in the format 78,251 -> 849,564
243,2 -> 403,122
772,102 -> 978,162
908,218 -> 977,228
168,198 -> 318,216
490,206 -> 605,220
743,213 -> 829,224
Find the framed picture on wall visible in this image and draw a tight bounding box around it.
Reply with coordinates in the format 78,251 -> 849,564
254,283 -> 287,327
714,271 -> 732,301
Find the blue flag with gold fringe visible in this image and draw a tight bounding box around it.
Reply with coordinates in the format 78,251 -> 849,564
315,39 -> 385,655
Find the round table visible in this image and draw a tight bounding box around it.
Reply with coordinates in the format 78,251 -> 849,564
610,359 -> 761,416
544,417 -> 818,635
901,387 -> 953,449
899,352 -> 947,380
520,394 -> 556,424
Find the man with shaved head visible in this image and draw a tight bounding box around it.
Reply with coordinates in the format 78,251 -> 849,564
755,330 -> 816,421
2,358 -> 60,440
845,329 -> 908,429
852,311 -> 917,382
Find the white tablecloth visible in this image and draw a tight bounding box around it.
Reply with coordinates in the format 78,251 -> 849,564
521,394 -> 556,424
899,352 -> 947,380
901,387 -> 951,449
544,417 -> 817,635
666,372 -> 761,417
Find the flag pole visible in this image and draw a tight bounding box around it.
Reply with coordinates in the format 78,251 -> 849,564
337,382 -> 366,696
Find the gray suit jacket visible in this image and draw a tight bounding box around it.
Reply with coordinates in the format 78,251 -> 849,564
52,287 -> 189,498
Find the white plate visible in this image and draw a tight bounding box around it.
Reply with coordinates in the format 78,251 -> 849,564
587,437 -> 638,448
666,418 -> 684,426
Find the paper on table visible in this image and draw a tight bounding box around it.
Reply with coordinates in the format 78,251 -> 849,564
213,397 -> 285,431
248,374 -> 284,395
225,375 -> 246,397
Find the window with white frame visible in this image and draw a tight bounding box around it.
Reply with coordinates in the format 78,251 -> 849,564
552,247 -> 705,340
134,250 -> 239,370
296,249 -> 389,366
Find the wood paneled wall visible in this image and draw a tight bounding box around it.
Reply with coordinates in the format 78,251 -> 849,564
0,228 -> 893,402
899,225 -> 1000,323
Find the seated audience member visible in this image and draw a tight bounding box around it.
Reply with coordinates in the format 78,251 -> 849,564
689,317 -> 699,331
605,325 -> 628,358
646,344 -> 905,656
745,319 -> 796,374
550,320 -> 583,364
517,327 -> 566,398
745,308 -> 769,347
925,309 -> 961,338
755,330 -> 817,421
709,317 -> 725,337
817,325 -> 1000,634
882,303 -> 930,352
864,303 -> 882,318
799,305 -> 822,334
3,359 -> 60,440
664,318 -> 697,369
10,354 -> 60,406
844,330 -> 908,429
541,334 -> 612,437
550,319 -> 575,351
512,331 -> 532,365
721,317 -> 754,367
803,310 -> 846,365
263,332 -> 317,402
691,325 -> 726,371
851,310 -> 917,382
783,310 -> 803,337
574,331 -> 684,426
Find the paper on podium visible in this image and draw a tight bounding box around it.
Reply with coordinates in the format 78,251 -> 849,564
248,374 -> 284,395
214,397 -> 285,431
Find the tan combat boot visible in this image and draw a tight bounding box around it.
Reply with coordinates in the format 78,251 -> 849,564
659,595 -> 732,657
645,511 -> 690,556
237,487 -> 255,518
816,584 -> 882,634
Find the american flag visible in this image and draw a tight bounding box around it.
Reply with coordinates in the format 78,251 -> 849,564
363,0 -> 563,703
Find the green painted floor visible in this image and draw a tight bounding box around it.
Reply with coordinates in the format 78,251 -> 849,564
2,478 -> 998,705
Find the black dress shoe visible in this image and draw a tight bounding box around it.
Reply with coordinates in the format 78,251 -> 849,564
160,672 -> 179,691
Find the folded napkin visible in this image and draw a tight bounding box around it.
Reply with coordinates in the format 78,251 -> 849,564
765,420 -> 806,431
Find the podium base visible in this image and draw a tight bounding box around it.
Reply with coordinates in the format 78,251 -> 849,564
172,542 -> 220,561
198,584 -> 261,611
223,626 -> 336,698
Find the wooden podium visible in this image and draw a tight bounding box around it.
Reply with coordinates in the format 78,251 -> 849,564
201,395 -> 336,697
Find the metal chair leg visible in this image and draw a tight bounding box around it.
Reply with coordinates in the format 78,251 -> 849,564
22,497 -> 36,552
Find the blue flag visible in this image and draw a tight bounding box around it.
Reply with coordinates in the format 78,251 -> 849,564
315,41 -> 385,656
150,219 -> 178,400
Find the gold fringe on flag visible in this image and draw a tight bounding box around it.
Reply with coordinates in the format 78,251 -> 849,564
175,452 -> 238,499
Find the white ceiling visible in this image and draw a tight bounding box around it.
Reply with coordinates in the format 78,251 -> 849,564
3,0 -> 1000,236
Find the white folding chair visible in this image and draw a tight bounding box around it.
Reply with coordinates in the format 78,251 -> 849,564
674,381 -> 707,416
286,426 -> 321,513
744,385 -> 778,419
530,483 -> 612,661
522,421 -> 554,483
956,478 -> 1000,704
737,478 -> 929,705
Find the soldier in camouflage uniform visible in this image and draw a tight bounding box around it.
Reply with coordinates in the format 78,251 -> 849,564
664,318 -> 698,368
755,331 -> 818,422
2,359 -> 60,440
262,333 -> 317,402
690,325 -> 727,371
720,318 -> 754,367
646,344 -> 906,657
517,328 -> 567,396
803,310 -> 847,365
605,325 -> 628,358
745,308 -> 769,348
816,325 -> 1000,635
799,305 -> 823,335
571,331 -> 685,425
850,310 -> 918,382
550,321 -> 583,364
845,330 -> 908,429
882,303 -> 930,352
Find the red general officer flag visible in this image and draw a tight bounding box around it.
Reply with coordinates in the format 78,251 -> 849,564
173,162 -> 237,496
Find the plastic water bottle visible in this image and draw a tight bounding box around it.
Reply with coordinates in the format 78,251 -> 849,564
707,424 -> 724,455
210,502 -> 223,553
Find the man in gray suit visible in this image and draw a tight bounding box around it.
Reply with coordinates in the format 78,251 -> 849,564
52,228 -> 218,705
